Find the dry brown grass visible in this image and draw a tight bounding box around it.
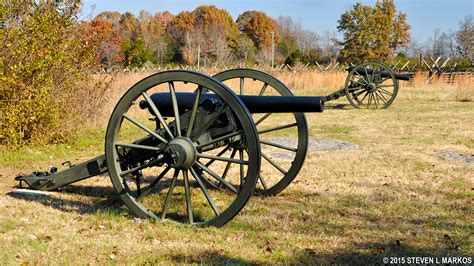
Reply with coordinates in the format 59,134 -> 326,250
93,70 -> 474,124
0,70 -> 472,264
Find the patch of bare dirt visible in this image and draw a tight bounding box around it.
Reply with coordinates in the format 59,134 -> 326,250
263,137 -> 358,160
439,150 -> 474,164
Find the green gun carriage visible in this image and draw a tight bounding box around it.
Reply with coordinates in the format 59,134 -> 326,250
16,62 -> 410,226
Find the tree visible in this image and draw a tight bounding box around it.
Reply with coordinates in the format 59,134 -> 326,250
236,34 -> 256,62
456,15 -> 474,62
237,11 -> 280,50
319,30 -> 340,63
0,1 -> 108,145
96,11 -> 121,30
138,10 -> 173,64
122,38 -> 156,67
277,16 -> 300,58
276,16 -> 321,65
284,49 -> 303,66
430,28 -> 445,58
119,12 -> 139,40
166,5 -> 239,65
299,29 -> 319,53
88,17 -> 123,68
193,5 -> 239,49
150,11 -> 174,34
337,0 -> 410,62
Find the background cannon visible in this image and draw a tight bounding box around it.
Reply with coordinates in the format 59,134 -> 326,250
323,61 -> 410,109
16,62 -> 408,227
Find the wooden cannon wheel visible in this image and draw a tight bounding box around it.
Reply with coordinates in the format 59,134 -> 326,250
213,69 -> 309,196
105,70 -> 260,227
344,62 -> 399,109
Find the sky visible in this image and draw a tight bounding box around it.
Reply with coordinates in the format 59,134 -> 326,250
81,0 -> 474,43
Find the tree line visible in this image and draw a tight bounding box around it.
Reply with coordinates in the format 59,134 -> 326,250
87,1 -> 473,69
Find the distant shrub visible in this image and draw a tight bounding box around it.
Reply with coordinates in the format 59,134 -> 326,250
284,49 -> 303,66
0,1 -> 110,147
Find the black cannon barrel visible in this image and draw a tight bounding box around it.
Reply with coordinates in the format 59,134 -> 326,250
347,66 -> 411,81
139,92 -> 324,116
241,95 -> 324,113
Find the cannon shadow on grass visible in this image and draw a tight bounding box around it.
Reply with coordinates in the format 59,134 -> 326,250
165,245 -> 466,264
6,174 -> 187,215
6,181 -> 220,223
169,251 -> 261,265
7,185 -> 125,215
324,103 -> 351,110
291,244 -> 470,264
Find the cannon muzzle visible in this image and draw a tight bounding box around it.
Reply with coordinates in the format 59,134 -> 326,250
347,66 -> 411,81
139,92 -> 324,116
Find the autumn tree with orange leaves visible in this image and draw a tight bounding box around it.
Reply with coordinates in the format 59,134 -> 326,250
166,5 -> 238,65
87,17 -> 123,68
237,11 -> 280,50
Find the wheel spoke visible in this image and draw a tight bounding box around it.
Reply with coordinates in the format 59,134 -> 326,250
259,123 -> 297,134
255,113 -> 272,126
376,90 -> 388,104
135,172 -> 142,196
378,84 -> 395,88
183,170 -> 193,224
191,104 -> 228,141
364,67 -> 371,83
221,148 -> 237,181
196,130 -> 243,149
359,91 -> 369,104
349,77 -> 366,86
198,153 -> 248,165
242,149 -> 268,190
142,92 -> 174,139
355,70 -> 369,84
378,88 -> 393,96
186,86 -> 202,138
123,113 -> 168,144
204,145 -> 231,167
353,89 -> 367,98
260,140 -> 297,152
375,91 -> 387,105
259,83 -> 268,96
168,81 -> 181,137
115,142 -> 161,151
120,157 -> 164,176
195,161 -> 239,193
136,166 -> 171,202
161,169 -> 179,219
262,152 -> 288,175
347,86 -> 363,92
373,92 -> 379,108
240,77 -> 244,95
367,93 -> 372,108
379,77 -> 391,84
239,149 -> 244,185
258,174 -> 269,190
190,167 -> 220,216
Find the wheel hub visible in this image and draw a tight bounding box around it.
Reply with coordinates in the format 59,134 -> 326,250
368,83 -> 377,92
163,137 -> 197,169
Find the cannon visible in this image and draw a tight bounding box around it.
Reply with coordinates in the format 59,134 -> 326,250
323,61 -> 410,109
15,62 -> 408,227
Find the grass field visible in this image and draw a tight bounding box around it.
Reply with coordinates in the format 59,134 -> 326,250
0,71 -> 473,264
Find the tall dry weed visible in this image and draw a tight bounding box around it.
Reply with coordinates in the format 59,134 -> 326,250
95,69 -> 473,124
